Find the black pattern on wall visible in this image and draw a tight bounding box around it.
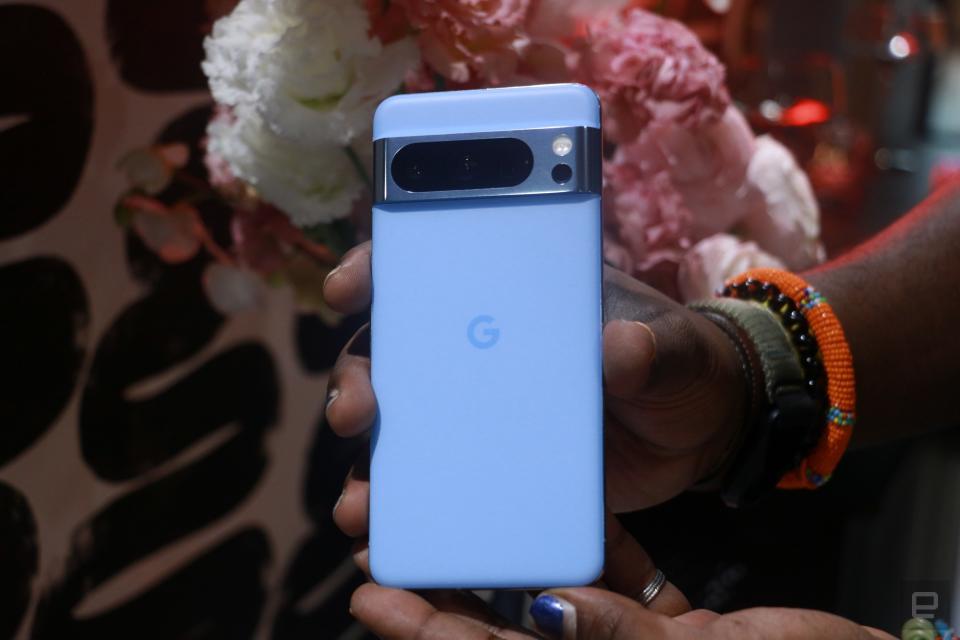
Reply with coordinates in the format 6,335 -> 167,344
0,2 -> 368,638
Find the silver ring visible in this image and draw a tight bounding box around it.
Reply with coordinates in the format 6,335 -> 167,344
639,569 -> 666,607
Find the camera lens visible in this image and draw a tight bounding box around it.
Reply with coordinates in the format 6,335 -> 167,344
552,163 -> 573,184
406,162 -> 424,182
392,138 -> 533,192
454,154 -> 481,182
501,154 -> 532,180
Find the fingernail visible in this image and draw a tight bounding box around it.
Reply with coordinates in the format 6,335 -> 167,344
332,489 -> 345,517
633,321 -> 657,363
530,594 -> 573,639
347,324 -> 371,358
323,264 -> 342,288
326,388 -> 339,409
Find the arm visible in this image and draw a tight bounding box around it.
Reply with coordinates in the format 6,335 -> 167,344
321,183 -> 960,520
807,181 -> 960,446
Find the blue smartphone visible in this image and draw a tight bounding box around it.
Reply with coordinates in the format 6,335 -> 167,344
369,84 -> 604,589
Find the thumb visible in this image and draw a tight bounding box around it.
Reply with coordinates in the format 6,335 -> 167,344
603,267 -> 727,401
529,588 -> 690,640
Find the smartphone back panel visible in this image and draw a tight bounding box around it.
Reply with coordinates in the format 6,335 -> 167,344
370,85 -> 604,589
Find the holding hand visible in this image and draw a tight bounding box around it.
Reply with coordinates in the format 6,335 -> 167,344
322,243 -> 895,640
349,583 -> 894,639
323,241 -> 748,512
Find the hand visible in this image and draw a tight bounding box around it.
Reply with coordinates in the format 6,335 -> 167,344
323,244 -> 894,640
323,241 -> 747,511
343,508 -> 889,640
346,509 -> 694,636
350,577 -> 895,640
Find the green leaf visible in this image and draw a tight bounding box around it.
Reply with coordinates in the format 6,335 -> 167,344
114,196 -> 136,227
296,90 -> 347,111
303,218 -> 357,257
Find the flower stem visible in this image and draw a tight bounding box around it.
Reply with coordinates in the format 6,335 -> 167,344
343,146 -> 373,194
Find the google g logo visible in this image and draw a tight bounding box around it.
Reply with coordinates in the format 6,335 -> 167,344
467,315 -> 500,349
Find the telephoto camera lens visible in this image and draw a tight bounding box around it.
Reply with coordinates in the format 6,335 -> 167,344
406,162 -> 424,182
454,154 -> 481,183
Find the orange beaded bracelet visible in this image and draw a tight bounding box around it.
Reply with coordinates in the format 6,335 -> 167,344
724,269 -> 856,490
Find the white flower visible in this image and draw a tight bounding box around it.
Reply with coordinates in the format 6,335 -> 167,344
202,0 -> 419,146
677,233 -> 785,302
206,107 -> 363,226
741,135 -> 826,270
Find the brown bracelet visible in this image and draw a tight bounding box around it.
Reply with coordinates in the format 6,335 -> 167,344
689,307 -> 762,490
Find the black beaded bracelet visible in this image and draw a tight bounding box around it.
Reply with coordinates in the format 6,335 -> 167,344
721,279 -> 828,456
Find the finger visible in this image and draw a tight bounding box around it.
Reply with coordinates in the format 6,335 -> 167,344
422,590 -> 523,632
604,421 -> 708,510
602,512 -> 690,616
325,325 -> 376,438
332,462 -> 370,537
602,320 -> 656,400
602,267 -> 745,479
709,608 -> 897,640
529,587 -> 687,640
349,550 -> 523,633
323,241 -> 371,314
674,609 -> 721,628
351,540 -> 370,577
350,583 -> 535,640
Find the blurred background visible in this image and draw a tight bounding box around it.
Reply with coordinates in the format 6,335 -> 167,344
1,0 -> 958,637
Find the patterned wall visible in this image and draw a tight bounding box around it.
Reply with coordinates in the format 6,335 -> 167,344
0,2 -> 369,637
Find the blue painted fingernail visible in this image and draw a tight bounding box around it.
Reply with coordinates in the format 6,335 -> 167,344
530,594 -> 566,638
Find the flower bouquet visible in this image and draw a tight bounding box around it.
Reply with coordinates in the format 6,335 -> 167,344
114,0 -> 824,318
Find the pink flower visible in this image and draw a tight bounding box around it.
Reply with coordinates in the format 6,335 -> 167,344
231,206 -> 290,275
202,106 -> 256,205
366,0 -> 412,44
677,233 -> 785,302
397,0 -> 532,84
739,135 -> 825,270
526,0 -> 629,41
231,204 -> 339,275
404,62 -> 442,92
620,105 -> 759,239
572,8 -> 729,143
601,236 -> 634,273
602,151 -> 693,296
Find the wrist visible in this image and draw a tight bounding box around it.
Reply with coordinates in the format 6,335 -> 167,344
723,270 -> 856,491
688,310 -> 753,491
689,297 -> 824,506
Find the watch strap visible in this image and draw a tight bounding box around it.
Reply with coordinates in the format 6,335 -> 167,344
690,298 -> 819,506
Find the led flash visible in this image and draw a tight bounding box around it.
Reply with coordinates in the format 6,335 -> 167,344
552,134 -> 573,157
